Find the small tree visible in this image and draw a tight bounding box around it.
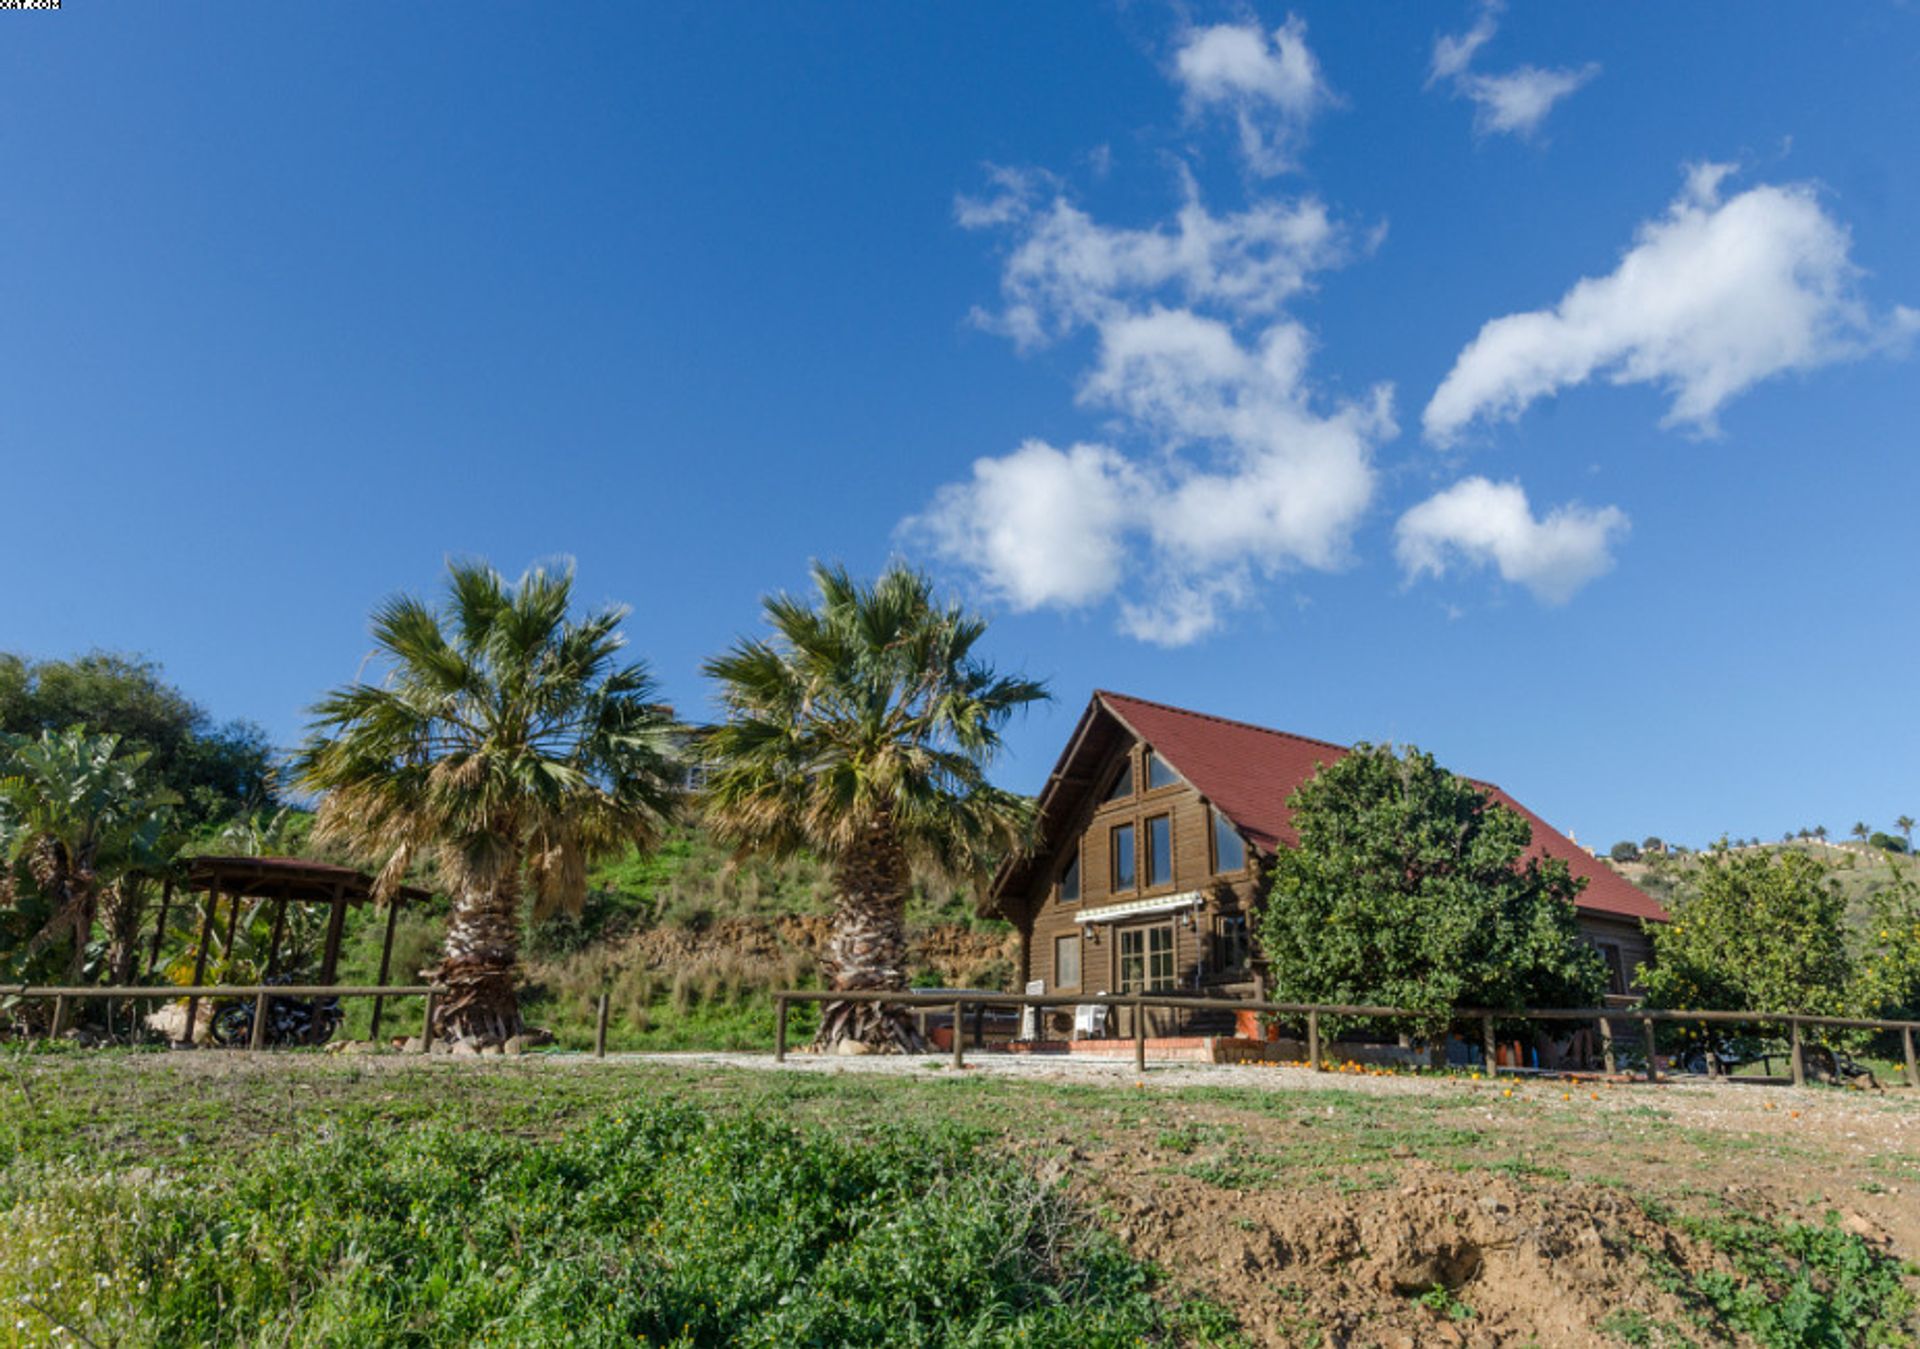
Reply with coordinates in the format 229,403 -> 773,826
1258,744 -> 1605,1040
1609,840 -> 1640,863
1641,836 -> 1665,856
1852,822 -> 1872,844
1856,867 -> 1920,1021
1640,850 -> 1853,1017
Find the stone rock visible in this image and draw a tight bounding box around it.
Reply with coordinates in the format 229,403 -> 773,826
502,1036 -> 529,1056
833,1038 -> 874,1056
450,1040 -> 479,1057
402,1036 -> 425,1054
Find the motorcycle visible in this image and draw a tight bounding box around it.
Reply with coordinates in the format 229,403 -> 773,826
210,976 -> 344,1048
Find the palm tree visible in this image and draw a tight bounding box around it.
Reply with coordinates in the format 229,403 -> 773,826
294,561 -> 684,1044
1852,822 -> 1871,844
0,729 -> 175,983
1898,815 -> 1915,852
702,564 -> 1047,1052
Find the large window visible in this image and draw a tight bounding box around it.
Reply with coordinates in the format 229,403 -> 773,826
1054,933 -> 1082,990
1058,846 -> 1080,903
1118,924 -> 1175,992
1110,823 -> 1136,890
1212,807 -> 1246,874
1217,914 -> 1250,971
1145,749 -> 1180,790
1102,759 -> 1134,803
1146,814 -> 1172,887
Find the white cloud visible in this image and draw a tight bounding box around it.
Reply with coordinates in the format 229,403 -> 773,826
1428,4 -> 1498,84
1424,166 -> 1918,442
1429,3 -> 1595,139
1173,17 -> 1330,175
907,441 -> 1141,611
914,167 -> 1394,646
1395,477 -> 1627,604
959,171 -> 1344,349
1462,65 -> 1599,138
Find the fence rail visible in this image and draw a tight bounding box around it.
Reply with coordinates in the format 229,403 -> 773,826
4,983 -> 447,1052
771,989 -> 1920,1089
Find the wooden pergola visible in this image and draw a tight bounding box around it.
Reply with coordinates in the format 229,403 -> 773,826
145,856 -> 431,1043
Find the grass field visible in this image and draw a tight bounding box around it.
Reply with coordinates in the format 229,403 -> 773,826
2,1049 -> 1917,1346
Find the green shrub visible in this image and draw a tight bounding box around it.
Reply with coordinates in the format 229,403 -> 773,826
0,1105 -> 1195,1346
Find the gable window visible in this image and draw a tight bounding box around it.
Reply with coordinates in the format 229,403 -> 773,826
1211,807 -> 1246,874
1118,924 -> 1175,992
1217,914 -> 1250,971
1054,933 -> 1082,990
1146,813 -> 1172,888
1145,749 -> 1179,790
1058,847 -> 1080,903
1102,758 -> 1135,803
1111,822 -> 1136,890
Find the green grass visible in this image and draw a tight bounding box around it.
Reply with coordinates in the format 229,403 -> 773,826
0,1095 -> 1220,1347
1635,1199 -> 1919,1348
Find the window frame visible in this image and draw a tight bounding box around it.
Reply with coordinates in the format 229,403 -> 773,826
1058,846 -> 1080,904
1101,757 -> 1135,803
1053,932 -> 1082,991
1216,913 -> 1251,972
1145,812 -> 1173,889
1110,821 -> 1137,891
1144,749 -> 1180,791
1210,806 -> 1247,876
1117,923 -> 1176,993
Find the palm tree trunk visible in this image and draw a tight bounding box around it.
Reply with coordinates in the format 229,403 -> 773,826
815,816 -> 923,1053
431,865 -> 526,1046
102,876 -> 149,987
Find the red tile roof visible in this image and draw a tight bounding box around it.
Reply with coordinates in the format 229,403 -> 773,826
1095,690 -> 1667,924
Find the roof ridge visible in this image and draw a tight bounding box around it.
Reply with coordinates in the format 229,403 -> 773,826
1094,689 -> 1355,757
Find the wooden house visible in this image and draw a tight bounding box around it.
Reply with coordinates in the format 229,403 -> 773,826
984,692 -> 1667,1033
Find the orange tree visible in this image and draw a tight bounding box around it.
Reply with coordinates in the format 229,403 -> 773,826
1257,743 -> 1605,1042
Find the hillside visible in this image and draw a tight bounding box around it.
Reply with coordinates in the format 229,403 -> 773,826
1609,837 -> 1918,929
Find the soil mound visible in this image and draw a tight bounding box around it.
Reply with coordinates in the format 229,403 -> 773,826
1075,1149 -> 1885,1347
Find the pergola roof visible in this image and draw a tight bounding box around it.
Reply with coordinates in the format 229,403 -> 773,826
183,855 -> 431,906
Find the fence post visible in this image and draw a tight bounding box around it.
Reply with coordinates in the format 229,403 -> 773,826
951,1000 -> 965,1069
595,993 -> 611,1059
1306,1009 -> 1321,1071
248,989 -> 268,1052
1903,1026 -> 1917,1089
1641,1017 -> 1659,1083
49,994 -> 68,1040
420,991 -> 436,1054
1598,1015 -> 1617,1074
1133,994 -> 1146,1074
1481,1013 -> 1499,1077
1789,1018 -> 1805,1088
774,997 -> 788,1063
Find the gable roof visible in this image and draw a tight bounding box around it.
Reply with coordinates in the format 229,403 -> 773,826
994,690 -> 1665,925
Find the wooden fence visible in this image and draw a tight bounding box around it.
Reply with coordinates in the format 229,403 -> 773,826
3,983 -> 446,1052
770,989 -> 1920,1089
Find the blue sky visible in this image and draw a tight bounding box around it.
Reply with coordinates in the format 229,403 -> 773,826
4,4 -> 1916,850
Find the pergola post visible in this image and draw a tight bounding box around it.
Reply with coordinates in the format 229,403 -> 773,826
317,882 -> 348,986
182,885 -> 219,1046
221,890 -> 244,973
145,876 -> 174,980
264,899 -> 288,979
369,897 -> 401,1043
